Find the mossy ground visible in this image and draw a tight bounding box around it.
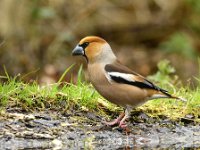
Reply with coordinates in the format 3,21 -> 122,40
0,76 -> 199,123
0,61 -> 199,123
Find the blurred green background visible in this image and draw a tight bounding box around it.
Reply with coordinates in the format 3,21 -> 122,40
0,0 -> 199,85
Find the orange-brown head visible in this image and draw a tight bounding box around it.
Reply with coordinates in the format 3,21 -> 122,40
72,36 -> 116,63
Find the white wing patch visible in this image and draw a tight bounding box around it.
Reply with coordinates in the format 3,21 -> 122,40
106,72 -> 135,83
149,94 -> 168,100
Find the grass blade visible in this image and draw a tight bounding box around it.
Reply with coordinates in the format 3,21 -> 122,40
57,64 -> 75,84
3,65 -> 10,81
77,65 -> 83,85
21,68 -> 40,80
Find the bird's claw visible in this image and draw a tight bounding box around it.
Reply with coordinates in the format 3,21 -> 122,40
119,121 -> 127,129
102,119 -> 128,129
102,119 -> 120,126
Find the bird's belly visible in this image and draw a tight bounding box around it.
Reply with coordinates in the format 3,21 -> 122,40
93,82 -> 148,107
87,63 -> 148,107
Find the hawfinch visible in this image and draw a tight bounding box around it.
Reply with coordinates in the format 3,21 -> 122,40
72,36 -> 185,128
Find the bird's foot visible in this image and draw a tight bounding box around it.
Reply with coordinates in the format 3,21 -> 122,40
119,120 -> 127,128
102,119 -> 120,126
102,118 -> 128,129
102,112 -> 125,126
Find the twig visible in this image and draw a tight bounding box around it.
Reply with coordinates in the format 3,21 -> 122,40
0,40 -> 5,47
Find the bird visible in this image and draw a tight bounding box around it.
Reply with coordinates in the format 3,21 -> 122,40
72,36 -> 186,128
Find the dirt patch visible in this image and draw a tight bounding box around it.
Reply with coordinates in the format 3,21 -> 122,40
0,109 -> 199,149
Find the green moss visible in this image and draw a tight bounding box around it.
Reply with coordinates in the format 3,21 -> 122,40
0,62 -> 200,123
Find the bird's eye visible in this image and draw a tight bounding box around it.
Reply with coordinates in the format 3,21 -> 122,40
80,42 -> 89,49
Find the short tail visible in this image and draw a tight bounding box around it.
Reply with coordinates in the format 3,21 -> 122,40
168,94 -> 187,102
148,87 -> 187,102
160,88 -> 187,102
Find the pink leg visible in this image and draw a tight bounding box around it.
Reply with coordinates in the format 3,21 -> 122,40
119,119 -> 128,128
102,112 -> 125,126
119,106 -> 132,128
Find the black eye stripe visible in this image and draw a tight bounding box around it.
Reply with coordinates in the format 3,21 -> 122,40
79,42 -> 89,49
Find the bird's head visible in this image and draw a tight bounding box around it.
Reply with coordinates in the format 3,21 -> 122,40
72,36 -> 116,63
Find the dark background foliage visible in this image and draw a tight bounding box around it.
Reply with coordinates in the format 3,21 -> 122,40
0,0 -> 199,85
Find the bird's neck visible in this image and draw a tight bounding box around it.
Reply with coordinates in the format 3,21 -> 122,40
88,44 -> 117,65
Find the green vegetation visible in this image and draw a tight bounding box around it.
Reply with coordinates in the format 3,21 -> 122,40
0,77 -> 100,111
160,32 -> 197,59
0,61 -> 200,123
146,60 -> 200,123
0,0 -> 200,82
142,87 -> 200,123
148,59 -> 178,87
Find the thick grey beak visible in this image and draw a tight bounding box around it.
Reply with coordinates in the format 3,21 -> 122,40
72,45 -> 84,56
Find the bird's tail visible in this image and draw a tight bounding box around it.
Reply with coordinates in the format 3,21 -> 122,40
159,88 -> 187,102
167,94 -> 187,102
